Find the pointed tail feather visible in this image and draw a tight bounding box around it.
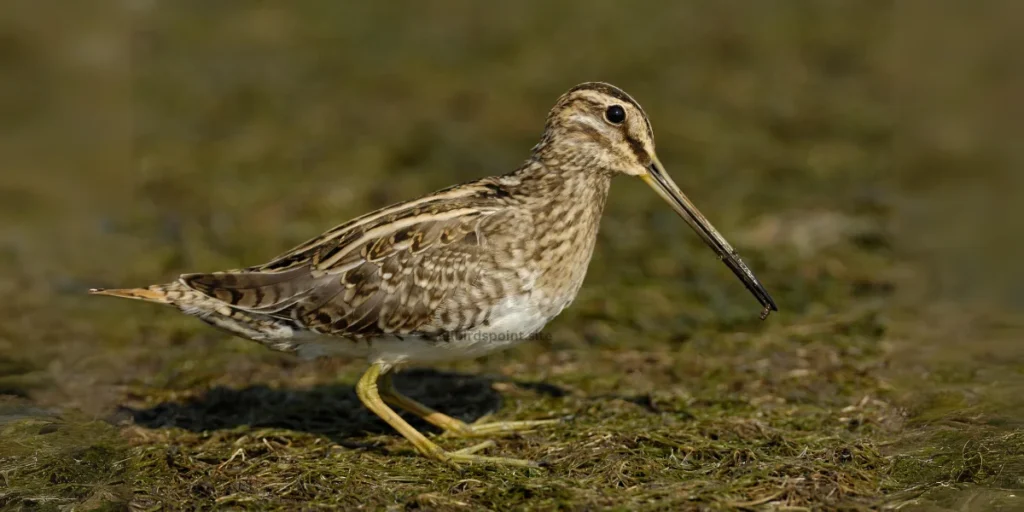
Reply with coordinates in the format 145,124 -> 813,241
88,284 -> 177,304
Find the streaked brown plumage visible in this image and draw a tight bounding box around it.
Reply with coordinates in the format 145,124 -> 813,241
92,82 -> 776,467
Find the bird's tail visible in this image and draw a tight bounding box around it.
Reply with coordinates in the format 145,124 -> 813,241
88,282 -> 189,305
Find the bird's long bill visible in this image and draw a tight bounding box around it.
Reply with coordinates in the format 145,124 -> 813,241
642,156 -> 778,319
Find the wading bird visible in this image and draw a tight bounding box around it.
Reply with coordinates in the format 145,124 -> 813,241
92,82 -> 777,467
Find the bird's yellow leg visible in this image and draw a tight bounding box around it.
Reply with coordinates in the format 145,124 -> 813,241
355,363 -> 538,467
379,371 -> 561,438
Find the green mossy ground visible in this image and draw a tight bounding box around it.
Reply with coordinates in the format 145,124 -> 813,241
2,2 -> 1021,510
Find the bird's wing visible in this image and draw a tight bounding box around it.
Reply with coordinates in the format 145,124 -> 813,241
178,179 -> 516,338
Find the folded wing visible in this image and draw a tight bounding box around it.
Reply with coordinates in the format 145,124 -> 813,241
179,181 -> 513,339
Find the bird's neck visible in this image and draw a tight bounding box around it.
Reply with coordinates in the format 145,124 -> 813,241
505,152 -> 612,253
508,158 -> 613,213
501,153 -> 612,307
511,135 -> 615,197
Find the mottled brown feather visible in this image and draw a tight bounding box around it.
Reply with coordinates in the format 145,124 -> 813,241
176,181 -> 519,340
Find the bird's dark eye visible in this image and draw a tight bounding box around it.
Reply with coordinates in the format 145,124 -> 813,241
605,105 -> 626,124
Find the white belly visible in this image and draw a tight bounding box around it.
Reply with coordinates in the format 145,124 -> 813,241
290,293 -> 562,364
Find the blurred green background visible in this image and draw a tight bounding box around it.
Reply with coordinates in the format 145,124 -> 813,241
1,1 -> 1022,510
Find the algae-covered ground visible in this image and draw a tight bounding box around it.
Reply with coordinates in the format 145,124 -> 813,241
2,1 -> 1022,510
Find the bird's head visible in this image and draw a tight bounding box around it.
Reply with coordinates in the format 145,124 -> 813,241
541,82 -> 778,318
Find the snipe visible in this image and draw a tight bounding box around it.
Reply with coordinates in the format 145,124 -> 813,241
92,82 -> 777,467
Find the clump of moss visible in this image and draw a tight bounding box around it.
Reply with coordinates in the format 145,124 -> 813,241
0,415 -> 130,509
